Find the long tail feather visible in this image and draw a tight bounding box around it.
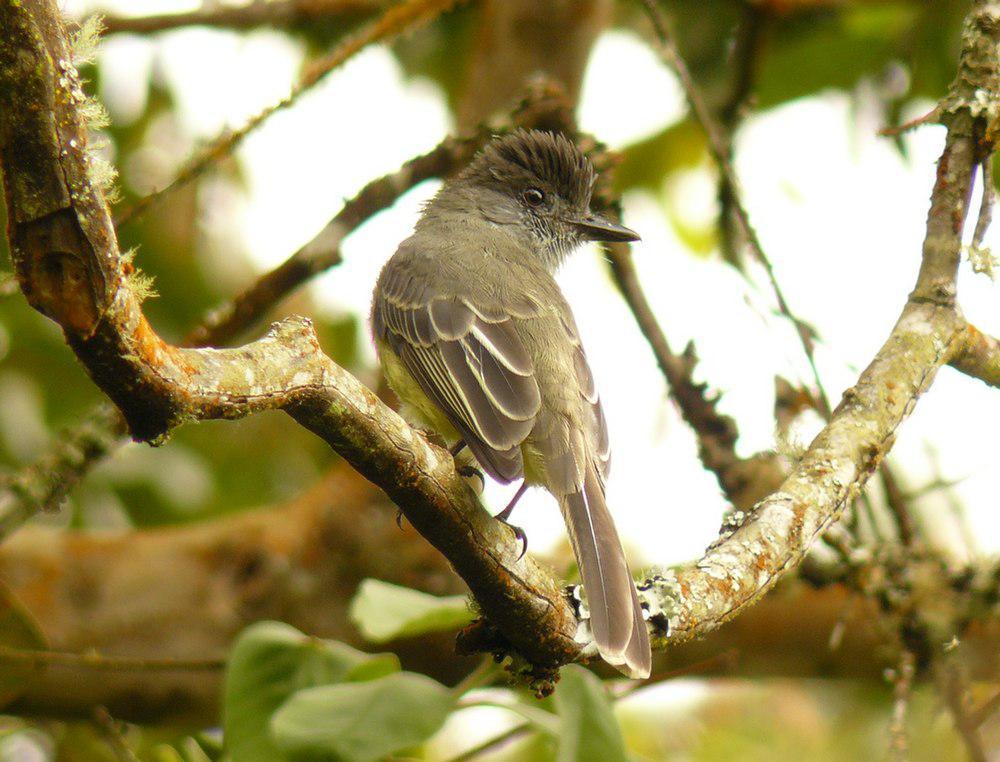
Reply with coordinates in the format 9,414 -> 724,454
560,461 -> 651,678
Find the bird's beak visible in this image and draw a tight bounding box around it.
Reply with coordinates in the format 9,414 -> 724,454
571,213 -> 641,243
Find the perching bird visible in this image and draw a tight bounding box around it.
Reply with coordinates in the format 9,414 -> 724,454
371,129 -> 651,679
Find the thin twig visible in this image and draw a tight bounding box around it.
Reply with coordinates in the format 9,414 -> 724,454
0,644 -> 224,671
451,657 -> 499,697
601,240 -> 778,510
185,133 -> 482,346
879,464 -> 917,547
92,706 -> 140,762
99,0 -> 384,35
114,0 -> 466,226
888,649 -> 915,761
937,660 -> 988,762
718,2 -> 768,268
971,155 -> 995,253
445,722 -> 531,762
638,0 -> 832,417
0,404 -> 125,539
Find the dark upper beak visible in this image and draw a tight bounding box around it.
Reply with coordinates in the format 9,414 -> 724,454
571,213 -> 641,243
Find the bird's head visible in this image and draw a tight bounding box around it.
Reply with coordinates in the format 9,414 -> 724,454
454,129 -> 639,269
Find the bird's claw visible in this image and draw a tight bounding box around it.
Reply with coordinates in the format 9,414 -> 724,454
395,509 -> 405,529
457,464 -> 485,491
509,523 -> 528,561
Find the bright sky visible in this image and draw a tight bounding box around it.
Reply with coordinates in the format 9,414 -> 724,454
79,9 -> 1000,564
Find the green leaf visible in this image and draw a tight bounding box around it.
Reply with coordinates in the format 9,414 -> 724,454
0,582 -> 47,709
614,119 -> 707,195
554,666 -> 628,762
223,621 -> 399,762
755,6 -> 917,110
348,578 -> 473,643
271,671 -> 456,762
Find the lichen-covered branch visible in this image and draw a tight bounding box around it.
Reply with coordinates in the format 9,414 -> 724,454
0,83 -> 574,538
0,0 -> 578,672
0,404 -> 123,537
949,322 -> 1000,388
99,0 -> 385,35
641,0 -> 1000,645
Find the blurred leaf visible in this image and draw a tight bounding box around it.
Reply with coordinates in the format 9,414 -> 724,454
391,3 -> 478,112
270,671 -> 456,762
223,621 -> 399,762
553,666 -> 628,762
614,119 -> 707,194
348,578 -> 473,643
757,5 -> 928,110
0,582 -> 46,709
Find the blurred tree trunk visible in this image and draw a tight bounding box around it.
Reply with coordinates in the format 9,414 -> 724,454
458,0 -> 612,130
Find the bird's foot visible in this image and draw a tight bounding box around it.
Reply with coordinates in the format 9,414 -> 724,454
496,482 -> 529,560
457,464 -> 485,492
395,508 -> 405,529
503,521 -> 528,561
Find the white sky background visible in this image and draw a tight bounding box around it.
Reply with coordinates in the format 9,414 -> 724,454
76,6 -> 1000,565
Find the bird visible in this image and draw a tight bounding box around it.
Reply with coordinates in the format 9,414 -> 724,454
370,129 -> 651,679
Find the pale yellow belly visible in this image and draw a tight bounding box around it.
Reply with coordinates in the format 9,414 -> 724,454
377,337 -> 459,441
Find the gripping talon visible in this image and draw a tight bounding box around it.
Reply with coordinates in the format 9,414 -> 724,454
496,482 -> 529,559
457,464 -> 485,491
510,524 -> 528,560
395,509 -> 405,529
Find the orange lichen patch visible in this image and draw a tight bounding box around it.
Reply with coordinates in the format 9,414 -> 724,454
130,313 -> 181,371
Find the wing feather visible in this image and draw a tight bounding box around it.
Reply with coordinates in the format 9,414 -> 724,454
375,287 -> 542,484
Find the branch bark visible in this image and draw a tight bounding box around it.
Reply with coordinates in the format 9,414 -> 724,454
0,0 -> 579,674
99,0 -> 386,35
457,0 -> 611,131
4,466 -> 994,722
949,322 -> 1000,388
636,0 -> 999,645
0,83 -> 574,537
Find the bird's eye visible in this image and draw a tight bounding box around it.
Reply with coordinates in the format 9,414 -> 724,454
523,187 -> 545,207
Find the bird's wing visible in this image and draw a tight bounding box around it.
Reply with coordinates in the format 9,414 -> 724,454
374,267 -> 542,483
561,312 -> 611,480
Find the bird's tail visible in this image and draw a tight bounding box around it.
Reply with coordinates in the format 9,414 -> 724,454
559,461 -> 651,679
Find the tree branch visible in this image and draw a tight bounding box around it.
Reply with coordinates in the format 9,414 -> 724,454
949,322 -> 1000,388
5,471 -> 994,723
602,240 -> 784,512
114,0 -> 466,226
0,82 -> 574,538
0,0 -> 578,675
639,0 -> 999,644
98,0 -> 386,35
639,0 -> 832,416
